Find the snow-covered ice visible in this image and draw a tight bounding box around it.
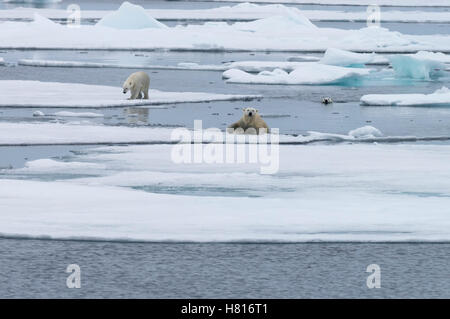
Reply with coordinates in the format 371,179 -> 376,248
0,80 -> 260,108
319,48 -> 389,67
0,57 -> 4,65
1,9 -> 449,52
96,2 -> 167,30
223,63 -> 372,85
212,0 -> 450,7
1,122 -> 448,146
2,3 -> 449,23
53,111 -> 104,118
361,86 -> 450,106
18,59 -> 229,71
1,143 -> 450,242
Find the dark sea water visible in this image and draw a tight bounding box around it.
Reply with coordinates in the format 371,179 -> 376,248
1,239 -> 450,298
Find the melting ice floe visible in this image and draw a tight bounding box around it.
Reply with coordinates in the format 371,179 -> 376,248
0,122 -> 448,146
0,81 -> 260,108
0,9 -> 449,52
1,143 -> 450,242
96,2 -> 167,30
222,63 -> 372,85
361,87 -> 450,106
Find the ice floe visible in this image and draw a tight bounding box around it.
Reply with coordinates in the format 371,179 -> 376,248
222,63 -> 372,85
0,8 -> 449,52
319,48 -> 389,67
53,111 -> 104,118
17,59 -> 229,71
0,80 -> 260,108
1,122 -> 448,146
361,86 -> 450,106
0,57 -> 4,65
1,3 -> 450,23
96,2 -> 167,30
2,143 -> 450,242
213,0 -> 450,7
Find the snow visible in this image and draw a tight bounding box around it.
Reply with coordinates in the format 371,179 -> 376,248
0,81 -> 260,108
361,86 -> 450,106
19,159 -> 105,172
408,51 -> 450,63
1,143 -> 450,242
96,2 -> 167,30
0,11 -> 449,52
2,4 -> 449,23
223,63 -> 372,85
319,48 -> 389,67
53,111 -> 104,118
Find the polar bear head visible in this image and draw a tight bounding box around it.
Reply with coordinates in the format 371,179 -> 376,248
242,107 -> 258,120
122,78 -> 135,94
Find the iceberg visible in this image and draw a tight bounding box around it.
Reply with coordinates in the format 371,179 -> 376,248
96,1 -> 167,30
389,55 -> 447,80
360,86 -> 450,106
0,80 -> 260,108
222,63 -> 372,85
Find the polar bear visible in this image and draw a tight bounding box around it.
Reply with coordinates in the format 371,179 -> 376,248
122,71 -> 150,100
228,107 -> 269,134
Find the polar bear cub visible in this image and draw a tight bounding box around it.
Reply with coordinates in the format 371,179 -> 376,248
228,107 -> 269,134
122,71 -> 150,100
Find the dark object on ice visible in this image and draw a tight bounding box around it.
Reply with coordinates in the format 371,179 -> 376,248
322,97 -> 333,104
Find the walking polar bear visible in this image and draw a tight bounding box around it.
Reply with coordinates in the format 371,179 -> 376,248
122,71 -> 150,100
228,107 -> 269,134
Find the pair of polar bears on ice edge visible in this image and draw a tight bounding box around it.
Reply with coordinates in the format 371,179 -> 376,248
123,71 -> 150,100
122,71 -> 270,134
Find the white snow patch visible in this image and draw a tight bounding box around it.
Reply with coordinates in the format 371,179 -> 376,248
209,0 -> 450,7
223,63 -> 371,85
19,159 -> 105,172
96,1 -> 167,30
361,86 -> 450,106
0,80 -> 260,108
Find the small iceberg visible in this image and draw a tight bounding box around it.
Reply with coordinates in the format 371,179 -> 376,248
96,1 -> 167,30
389,55 -> 447,80
361,86 -> 450,106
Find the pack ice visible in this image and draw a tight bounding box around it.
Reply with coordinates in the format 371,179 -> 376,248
361,87 -> 450,106
0,81 -> 260,108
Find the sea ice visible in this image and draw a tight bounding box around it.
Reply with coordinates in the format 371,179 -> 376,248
1,143 -> 450,242
319,48 -> 389,67
389,55 -> 447,80
361,86 -> 450,106
96,1 -> 167,30
222,63 -> 372,85
0,80 -> 260,108
0,8 -> 449,52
